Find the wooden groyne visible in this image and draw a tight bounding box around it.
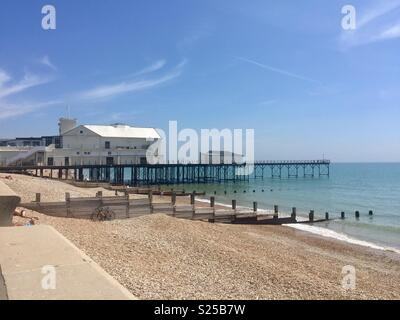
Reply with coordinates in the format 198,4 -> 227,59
22,192 -> 292,225
20,191 -> 372,226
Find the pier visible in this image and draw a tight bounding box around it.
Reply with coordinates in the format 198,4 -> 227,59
253,160 -> 330,179
0,160 -> 330,186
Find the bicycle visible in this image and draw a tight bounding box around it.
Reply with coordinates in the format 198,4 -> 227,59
91,206 -> 116,222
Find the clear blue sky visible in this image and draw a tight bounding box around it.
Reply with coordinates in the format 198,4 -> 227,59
0,0 -> 399,161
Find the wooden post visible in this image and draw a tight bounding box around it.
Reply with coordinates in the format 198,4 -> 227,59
232,199 -> 237,211
291,207 -> 297,220
253,202 -> 257,213
210,196 -> 215,208
273,205 -> 279,220
172,192 -> 176,216
325,212 -> 329,220
125,193 -> 129,218
190,192 -> 195,205
149,190 -> 153,213
35,193 -> 41,203
65,192 -> 71,217
341,211 -> 345,219
355,210 -> 360,219
171,192 -> 176,205
309,210 -> 314,222
231,199 -> 237,222
210,196 -> 215,222
191,192 -> 196,219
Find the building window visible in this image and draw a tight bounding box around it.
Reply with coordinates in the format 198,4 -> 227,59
55,137 -> 62,149
77,152 -> 80,155
47,157 -> 54,166
106,157 -> 114,165
105,141 -> 110,149
80,130 -> 83,134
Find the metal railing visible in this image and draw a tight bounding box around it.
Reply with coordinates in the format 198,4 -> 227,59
254,160 -> 330,164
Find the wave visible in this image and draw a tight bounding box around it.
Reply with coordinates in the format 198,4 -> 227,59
195,197 -> 400,255
284,223 -> 400,254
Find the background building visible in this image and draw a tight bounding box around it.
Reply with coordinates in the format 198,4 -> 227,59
0,118 -> 161,166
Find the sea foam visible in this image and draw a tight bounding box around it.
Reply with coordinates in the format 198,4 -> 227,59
284,223 -> 400,254
196,197 -> 400,255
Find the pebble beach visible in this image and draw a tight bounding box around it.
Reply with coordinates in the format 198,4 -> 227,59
2,173 -> 400,300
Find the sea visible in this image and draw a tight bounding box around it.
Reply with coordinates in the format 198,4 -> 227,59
160,163 -> 400,253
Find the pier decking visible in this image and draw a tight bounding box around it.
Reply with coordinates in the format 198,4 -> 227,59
0,160 -> 330,185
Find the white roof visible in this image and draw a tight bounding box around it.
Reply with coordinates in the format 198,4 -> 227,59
84,124 -> 160,139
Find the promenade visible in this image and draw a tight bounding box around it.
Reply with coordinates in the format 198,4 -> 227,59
0,225 -> 136,300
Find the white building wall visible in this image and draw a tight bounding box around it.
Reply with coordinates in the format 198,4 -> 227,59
62,126 -> 154,151
44,148 -> 148,166
1,123 -> 159,167
59,118 -> 77,135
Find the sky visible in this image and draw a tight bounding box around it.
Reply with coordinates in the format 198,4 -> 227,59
0,0 -> 399,162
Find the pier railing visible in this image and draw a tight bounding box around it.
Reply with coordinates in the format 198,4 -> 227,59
0,159 -> 331,184
255,160 -> 330,164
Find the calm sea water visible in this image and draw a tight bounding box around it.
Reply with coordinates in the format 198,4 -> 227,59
161,163 -> 400,250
